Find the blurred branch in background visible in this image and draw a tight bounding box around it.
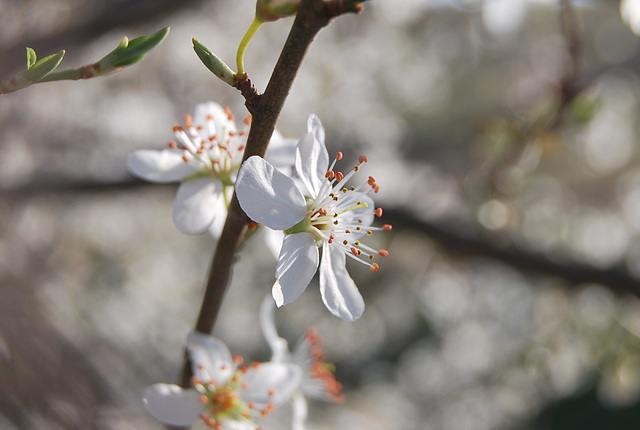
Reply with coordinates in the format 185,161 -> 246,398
2,178 -> 639,300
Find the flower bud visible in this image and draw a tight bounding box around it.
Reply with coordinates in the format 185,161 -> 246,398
255,0 -> 300,22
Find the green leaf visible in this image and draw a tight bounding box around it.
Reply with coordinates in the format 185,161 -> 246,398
192,38 -> 236,85
99,27 -> 170,69
0,50 -> 65,94
26,47 -> 37,68
21,50 -> 65,83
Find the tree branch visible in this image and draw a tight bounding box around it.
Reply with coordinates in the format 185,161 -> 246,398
180,0 -> 363,387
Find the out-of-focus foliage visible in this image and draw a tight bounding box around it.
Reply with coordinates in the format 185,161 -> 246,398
2,0 -> 640,429
0,27 -> 169,94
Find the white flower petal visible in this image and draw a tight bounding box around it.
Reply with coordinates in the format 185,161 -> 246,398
172,178 -> 223,235
143,384 -> 203,427
127,149 -> 196,183
319,243 -> 365,321
295,132 -> 329,198
219,417 -> 259,430
262,227 -> 285,259
241,362 -> 302,406
291,392 -> 309,430
266,129 -> 298,173
307,113 -> 325,147
260,295 -> 292,363
273,233 -> 319,307
208,186 -> 232,240
236,156 -> 307,230
186,331 -> 234,383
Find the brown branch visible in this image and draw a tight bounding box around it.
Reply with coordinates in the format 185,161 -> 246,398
180,0 -> 363,388
384,207 -> 640,299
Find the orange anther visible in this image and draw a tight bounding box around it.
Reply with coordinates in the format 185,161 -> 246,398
379,249 -> 389,257
374,208 -> 383,217
335,172 -> 344,181
168,141 -> 178,148
370,263 -> 380,272
336,151 -> 343,160
382,224 -> 392,230
359,155 -> 368,163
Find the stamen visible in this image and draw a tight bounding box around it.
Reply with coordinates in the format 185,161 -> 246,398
370,263 -> 380,272
336,151 -> 343,160
379,249 -> 389,257
382,224 -> 393,230
374,208 -> 383,217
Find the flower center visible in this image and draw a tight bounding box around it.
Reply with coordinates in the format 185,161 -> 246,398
169,108 -> 251,187
193,359 -> 273,429
294,152 -> 392,272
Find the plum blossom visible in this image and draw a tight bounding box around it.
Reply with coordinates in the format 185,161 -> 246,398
127,102 -> 295,238
260,296 -> 344,430
235,114 -> 391,321
143,331 -> 301,429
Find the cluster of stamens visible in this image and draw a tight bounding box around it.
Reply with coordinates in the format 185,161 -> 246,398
305,328 -> 345,403
168,108 -> 251,182
192,356 -> 274,429
309,152 -> 392,272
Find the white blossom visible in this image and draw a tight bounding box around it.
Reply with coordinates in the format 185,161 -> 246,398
143,331 -> 301,429
260,296 -> 344,430
235,115 -> 391,321
127,102 -> 295,237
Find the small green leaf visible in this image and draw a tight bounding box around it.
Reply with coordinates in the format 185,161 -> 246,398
99,27 -> 170,69
26,47 -> 37,68
193,38 -> 236,85
0,50 -> 65,94
21,50 -> 65,82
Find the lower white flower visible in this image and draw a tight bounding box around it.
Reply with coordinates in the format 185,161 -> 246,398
260,296 -> 344,430
235,114 -> 391,321
127,102 -> 295,238
143,331 -> 301,429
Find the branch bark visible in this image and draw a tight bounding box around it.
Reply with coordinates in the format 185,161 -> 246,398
180,0 -> 362,387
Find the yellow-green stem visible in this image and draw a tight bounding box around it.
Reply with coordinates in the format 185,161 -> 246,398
236,18 -> 264,76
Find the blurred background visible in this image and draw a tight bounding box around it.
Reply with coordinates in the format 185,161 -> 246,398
2,0 -> 640,428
